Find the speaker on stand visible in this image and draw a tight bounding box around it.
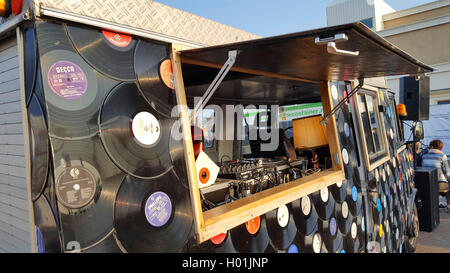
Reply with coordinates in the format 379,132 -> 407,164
414,167 -> 440,232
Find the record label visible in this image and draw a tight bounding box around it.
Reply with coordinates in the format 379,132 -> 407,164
35,226 -> 46,253
102,30 -> 132,48
351,222 -> 357,239
377,198 -> 382,212
145,191 -> 172,227
330,218 -> 337,236
342,201 -> 349,219
277,205 -> 289,228
56,166 -> 97,209
301,196 -> 311,216
199,168 -> 211,185
245,217 -> 261,235
131,112 -> 161,146
344,123 -> 350,137
312,233 -> 321,253
336,180 -> 343,188
352,186 -> 358,202
375,169 -> 380,182
210,233 -> 227,245
320,188 -> 329,203
331,84 -> 338,100
288,244 -> 299,253
342,148 -> 349,165
379,224 -> 383,238
160,59 -> 175,90
47,60 -> 87,100
362,217 -> 365,232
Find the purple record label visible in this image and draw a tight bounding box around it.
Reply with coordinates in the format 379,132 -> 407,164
47,61 -> 88,100
330,217 -> 337,236
145,191 -> 172,227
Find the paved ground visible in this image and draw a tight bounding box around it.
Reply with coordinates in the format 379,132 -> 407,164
415,208 -> 450,253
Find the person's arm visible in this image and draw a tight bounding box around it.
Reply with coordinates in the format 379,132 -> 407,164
443,154 -> 450,181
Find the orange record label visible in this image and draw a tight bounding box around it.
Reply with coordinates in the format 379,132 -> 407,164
160,59 -> 175,90
210,233 -> 227,245
245,216 -> 261,235
102,30 -> 132,48
199,168 -> 210,185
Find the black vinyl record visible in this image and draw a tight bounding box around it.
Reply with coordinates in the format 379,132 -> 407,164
24,27 -> 38,106
34,195 -> 62,253
51,136 -> 124,250
66,24 -> 137,81
99,82 -> 184,179
312,187 -> 335,220
37,21 -> 119,139
230,215 -> 270,253
134,40 -> 175,117
342,218 -> 360,253
292,195 -> 318,235
330,179 -> 347,203
318,216 -> 343,253
28,94 -> 49,201
335,201 -> 353,235
266,204 -> 297,251
346,180 -> 362,216
114,171 -> 193,253
297,226 -> 323,253
81,232 -> 123,253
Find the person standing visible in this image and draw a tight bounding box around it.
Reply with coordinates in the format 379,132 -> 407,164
422,140 -> 450,213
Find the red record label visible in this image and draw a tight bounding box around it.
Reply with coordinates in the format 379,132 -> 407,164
160,59 -> 175,90
199,168 -> 210,185
102,30 -> 132,48
12,0 -> 23,15
245,217 -> 261,235
210,233 -> 227,245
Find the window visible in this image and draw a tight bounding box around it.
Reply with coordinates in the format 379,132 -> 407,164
360,18 -> 374,29
356,88 -> 388,166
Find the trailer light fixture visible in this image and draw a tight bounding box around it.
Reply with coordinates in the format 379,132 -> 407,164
0,0 -> 11,17
396,104 -> 407,118
11,0 -> 23,15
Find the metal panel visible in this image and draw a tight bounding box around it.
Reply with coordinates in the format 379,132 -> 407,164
0,35 -> 31,253
35,0 -> 260,46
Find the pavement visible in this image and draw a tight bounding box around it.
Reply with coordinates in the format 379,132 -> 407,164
415,208 -> 450,253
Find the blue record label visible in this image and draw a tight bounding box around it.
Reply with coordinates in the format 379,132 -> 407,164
330,218 -> 337,236
352,186 -> 358,202
145,191 -> 172,227
288,244 -> 299,253
35,226 -> 45,253
377,198 -> 382,212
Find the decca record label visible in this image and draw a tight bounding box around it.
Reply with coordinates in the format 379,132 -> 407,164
47,61 -> 88,100
145,191 -> 172,227
55,166 -> 97,209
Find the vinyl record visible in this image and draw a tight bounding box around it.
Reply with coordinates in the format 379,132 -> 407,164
292,195 -> 319,235
134,40 -> 175,117
318,217 -> 343,253
312,187 -> 335,220
343,219 -> 359,253
336,201 -> 353,235
346,182 -> 362,216
191,232 -> 236,253
230,215 -> 270,253
330,179 -> 347,203
66,24 -> 137,81
51,136 -> 124,250
298,227 -> 323,253
99,82 -> 184,179
24,27 -> 38,106
37,21 -> 119,139
28,94 -> 49,201
81,232 -> 123,253
40,49 -> 118,139
33,195 -> 62,253
114,170 -> 193,253
266,204 -> 297,250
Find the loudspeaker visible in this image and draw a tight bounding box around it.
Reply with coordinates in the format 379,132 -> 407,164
415,167 -> 440,232
399,76 -> 430,121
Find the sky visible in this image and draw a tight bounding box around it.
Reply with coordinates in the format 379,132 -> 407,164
155,0 -> 437,37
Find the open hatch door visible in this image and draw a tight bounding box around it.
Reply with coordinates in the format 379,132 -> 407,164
179,22 -> 433,106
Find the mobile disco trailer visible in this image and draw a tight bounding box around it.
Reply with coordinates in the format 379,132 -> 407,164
0,0 -> 433,253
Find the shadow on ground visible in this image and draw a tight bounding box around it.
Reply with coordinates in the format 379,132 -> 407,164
415,208 -> 450,253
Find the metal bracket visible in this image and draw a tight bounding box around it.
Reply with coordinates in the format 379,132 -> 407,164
190,50 -> 238,123
321,79 -> 364,125
315,33 -> 359,57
